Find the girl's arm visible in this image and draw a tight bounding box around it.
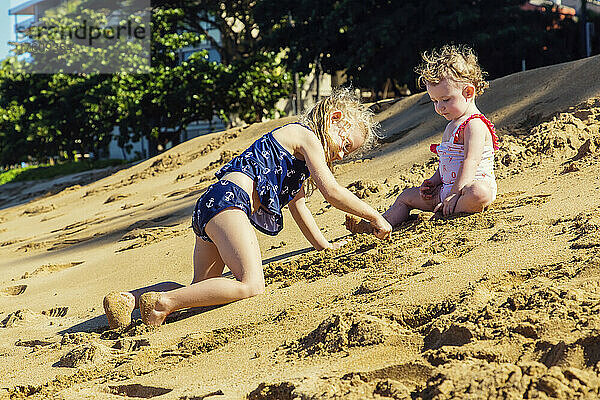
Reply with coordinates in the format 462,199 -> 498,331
298,130 -> 391,239
420,168 -> 442,200
288,186 -> 332,251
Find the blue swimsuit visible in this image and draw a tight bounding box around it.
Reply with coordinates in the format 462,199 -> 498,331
192,123 -> 311,242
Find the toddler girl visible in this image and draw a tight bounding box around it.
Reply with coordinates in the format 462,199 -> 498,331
347,44 -> 498,233
104,87 -> 392,328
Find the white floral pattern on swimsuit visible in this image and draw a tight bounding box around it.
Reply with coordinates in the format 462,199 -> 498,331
215,122 -> 311,236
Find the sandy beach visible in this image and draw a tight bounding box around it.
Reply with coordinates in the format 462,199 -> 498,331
1,55 -> 600,399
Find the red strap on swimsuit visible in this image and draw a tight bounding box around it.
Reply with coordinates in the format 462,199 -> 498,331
430,113 -> 499,154
454,114 -> 499,150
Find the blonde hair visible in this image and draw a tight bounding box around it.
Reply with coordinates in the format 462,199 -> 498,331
415,44 -> 488,96
298,86 -> 378,194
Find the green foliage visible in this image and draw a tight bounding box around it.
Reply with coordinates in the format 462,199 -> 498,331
0,59 -> 119,164
256,0 -> 581,92
154,0 -> 261,64
0,159 -> 127,185
0,0 -> 294,166
227,52 -> 293,123
13,7 -> 151,74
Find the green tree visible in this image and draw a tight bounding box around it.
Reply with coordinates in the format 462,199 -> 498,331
113,5 -> 292,155
0,61 -> 119,164
153,0 -> 260,64
226,52 -> 293,123
0,0 -> 295,165
256,0 -> 579,93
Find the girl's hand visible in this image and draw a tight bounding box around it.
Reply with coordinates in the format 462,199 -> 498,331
420,179 -> 437,200
442,193 -> 460,216
371,216 -> 392,240
329,239 -> 349,250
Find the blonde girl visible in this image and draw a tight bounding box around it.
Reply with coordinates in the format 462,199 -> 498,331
104,87 -> 392,328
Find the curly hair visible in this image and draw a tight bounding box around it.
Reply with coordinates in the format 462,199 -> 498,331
298,86 -> 379,194
415,44 -> 489,96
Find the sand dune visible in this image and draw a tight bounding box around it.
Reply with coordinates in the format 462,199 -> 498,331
1,55 -> 600,399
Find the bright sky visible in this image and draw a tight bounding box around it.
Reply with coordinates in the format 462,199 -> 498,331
0,2 -> 12,60
1,0 -> 28,60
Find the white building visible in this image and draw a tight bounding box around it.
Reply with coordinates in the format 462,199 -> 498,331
9,0 -> 56,35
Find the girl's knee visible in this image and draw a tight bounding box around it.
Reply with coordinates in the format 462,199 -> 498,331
241,281 -> 265,298
250,283 -> 266,297
397,187 -> 420,207
463,183 -> 493,207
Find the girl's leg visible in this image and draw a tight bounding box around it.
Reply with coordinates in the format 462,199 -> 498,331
140,208 -> 265,326
104,226 -> 225,329
454,181 -> 494,213
191,234 -> 225,283
383,186 -> 440,226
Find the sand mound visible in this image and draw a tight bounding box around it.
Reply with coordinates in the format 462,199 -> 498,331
57,342 -> 113,368
419,360 -> 600,399
2,57 -> 600,399
248,363 -> 436,400
496,99 -> 600,178
248,376 -> 412,400
288,312 -> 392,356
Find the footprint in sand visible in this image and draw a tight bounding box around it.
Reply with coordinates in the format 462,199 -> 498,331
15,339 -> 54,348
104,194 -> 130,204
57,342 -> 114,368
121,203 -> 144,210
51,217 -> 103,233
46,234 -> 103,251
1,285 -> 27,296
116,226 -> 186,252
16,241 -> 49,253
21,261 -> 84,279
1,307 -> 70,328
0,239 -> 21,247
1,309 -> 36,327
126,215 -> 174,231
41,307 -> 69,317
107,384 -> 172,398
21,204 -> 55,216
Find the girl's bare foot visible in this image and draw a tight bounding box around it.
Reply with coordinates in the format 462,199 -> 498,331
345,214 -> 373,234
103,291 -> 135,329
139,292 -> 168,326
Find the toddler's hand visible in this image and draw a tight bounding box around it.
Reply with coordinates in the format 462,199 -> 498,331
420,179 -> 437,200
442,193 -> 460,216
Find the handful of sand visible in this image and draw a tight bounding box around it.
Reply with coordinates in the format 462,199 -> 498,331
344,214 -> 374,234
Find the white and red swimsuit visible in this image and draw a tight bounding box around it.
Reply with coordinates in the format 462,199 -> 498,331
431,114 -> 499,203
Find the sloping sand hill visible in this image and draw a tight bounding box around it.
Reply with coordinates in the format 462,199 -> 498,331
1,55 -> 600,400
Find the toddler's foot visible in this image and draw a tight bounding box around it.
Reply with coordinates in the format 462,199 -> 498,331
103,291 -> 135,329
139,292 -> 168,326
345,215 -> 373,234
